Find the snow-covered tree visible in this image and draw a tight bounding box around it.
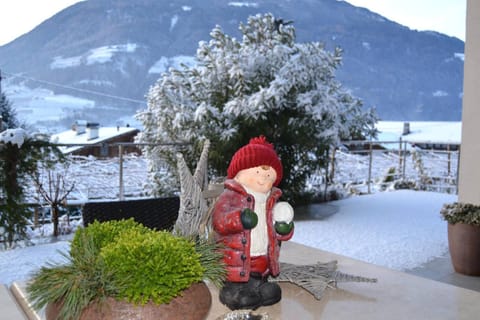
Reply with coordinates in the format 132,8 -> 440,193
136,14 -> 377,202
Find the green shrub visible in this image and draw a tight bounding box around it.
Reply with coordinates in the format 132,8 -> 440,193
101,230 -> 204,305
440,202 -> 480,226
71,218 -> 150,256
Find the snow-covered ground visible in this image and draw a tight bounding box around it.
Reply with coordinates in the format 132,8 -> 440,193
0,189 -> 456,286
293,190 -> 456,271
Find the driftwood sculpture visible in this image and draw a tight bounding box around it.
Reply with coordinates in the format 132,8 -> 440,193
173,139 -> 211,238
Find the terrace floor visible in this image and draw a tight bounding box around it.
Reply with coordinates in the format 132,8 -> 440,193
405,251 -> 480,292
7,241 -> 480,320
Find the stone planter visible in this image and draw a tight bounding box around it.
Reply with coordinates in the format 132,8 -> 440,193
448,223 -> 480,276
45,282 -> 211,320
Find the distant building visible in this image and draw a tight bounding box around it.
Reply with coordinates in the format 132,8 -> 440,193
374,121 -> 461,151
51,120 -> 140,157
341,121 -> 461,152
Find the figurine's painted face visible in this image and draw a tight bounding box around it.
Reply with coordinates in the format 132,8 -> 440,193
234,165 -> 277,194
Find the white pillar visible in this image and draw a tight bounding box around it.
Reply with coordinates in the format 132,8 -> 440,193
458,0 -> 480,204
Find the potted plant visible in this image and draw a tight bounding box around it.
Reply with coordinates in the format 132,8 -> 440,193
27,140 -> 226,319
26,218 -> 226,320
440,202 -> 480,276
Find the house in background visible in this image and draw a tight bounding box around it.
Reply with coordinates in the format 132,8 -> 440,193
50,120 -> 140,157
342,121 -> 462,152
375,121 -> 461,150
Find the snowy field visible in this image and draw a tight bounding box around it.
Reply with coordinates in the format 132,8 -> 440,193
0,189 -> 456,286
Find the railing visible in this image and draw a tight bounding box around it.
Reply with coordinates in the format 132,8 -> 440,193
23,139 -> 460,206
317,139 -> 460,195
24,142 -> 184,205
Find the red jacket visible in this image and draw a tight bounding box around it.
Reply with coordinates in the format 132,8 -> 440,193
212,179 -> 294,282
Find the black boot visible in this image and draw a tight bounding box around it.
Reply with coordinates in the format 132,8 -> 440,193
219,281 -> 262,310
219,276 -> 282,310
251,274 -> 282,307
259,281 -> 281,306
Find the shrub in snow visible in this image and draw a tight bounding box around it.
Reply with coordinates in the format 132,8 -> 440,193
136,13 -> 377,203
393,180 -> 417,190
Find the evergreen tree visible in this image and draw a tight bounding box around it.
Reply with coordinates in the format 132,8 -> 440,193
0,91 -> 20,129
136,14 -> 377,203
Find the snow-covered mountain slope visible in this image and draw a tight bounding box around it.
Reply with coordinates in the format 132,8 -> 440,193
0,0 -> 464,131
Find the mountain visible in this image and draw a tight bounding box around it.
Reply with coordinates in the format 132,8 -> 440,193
0,0 -> 465,131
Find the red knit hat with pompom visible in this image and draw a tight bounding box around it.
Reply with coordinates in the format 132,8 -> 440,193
227,135 -> 283,186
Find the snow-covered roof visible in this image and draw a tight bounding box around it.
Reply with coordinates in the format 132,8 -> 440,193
375,121 -> 461,145
50,126 -> 139,154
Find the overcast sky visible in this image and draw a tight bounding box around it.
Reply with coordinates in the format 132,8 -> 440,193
0,0 -> 466,46
346,0 -> 466,40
